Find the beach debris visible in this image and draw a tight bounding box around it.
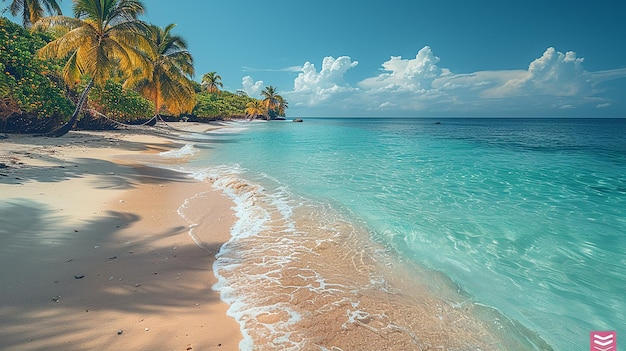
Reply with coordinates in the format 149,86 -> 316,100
74,275 -> 85,279
185,345 -> 192,350
108,256 -> 117,260
117,330 -> 123,335
51,296 -> 60,303
144,328 -> 150,332
74,229 -> 79,232
66,258 -> 73,263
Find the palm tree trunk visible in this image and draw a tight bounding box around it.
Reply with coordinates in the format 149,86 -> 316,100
46,79 -> 94,137
145,115 -> 158,126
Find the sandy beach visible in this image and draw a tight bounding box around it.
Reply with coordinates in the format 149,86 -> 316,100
0,123 -> 242,350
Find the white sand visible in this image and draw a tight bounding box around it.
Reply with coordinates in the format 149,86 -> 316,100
0,123 -> 242,350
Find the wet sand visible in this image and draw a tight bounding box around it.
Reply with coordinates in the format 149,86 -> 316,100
0,123 -> 242,350
207,172 -> 553,351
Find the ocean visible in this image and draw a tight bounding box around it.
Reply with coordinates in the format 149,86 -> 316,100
170,118 -> 625,350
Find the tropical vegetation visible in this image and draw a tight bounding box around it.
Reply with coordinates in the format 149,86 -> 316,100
0,0 -> 288,135
4,0 -> 62,28
194,90 -> 255,120
0,17 -> 72,132
88,79 -> 154,122
261,86 -> 287,120
35,0 -> 153,136
125,23 -> 195,121
201,71 -> 222,94
245,100 -> 264,120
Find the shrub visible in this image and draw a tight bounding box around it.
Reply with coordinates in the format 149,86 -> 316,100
88,80 -> 154,122
0,17 -> 72,132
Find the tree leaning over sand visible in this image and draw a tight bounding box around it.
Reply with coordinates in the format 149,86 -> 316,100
125,23 -> 195,123
4,0 -> 62,28
36,0 -> 153,137
201,71 -> 223,94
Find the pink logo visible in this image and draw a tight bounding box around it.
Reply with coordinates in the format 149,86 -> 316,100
591,331 -> 617,351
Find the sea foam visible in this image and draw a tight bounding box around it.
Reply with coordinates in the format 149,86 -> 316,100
188,164 -> 533,351
158,143 -> 197,158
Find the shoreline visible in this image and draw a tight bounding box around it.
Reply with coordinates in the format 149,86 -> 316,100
0,123 -> 242,350
1,120 -> 561,350
184,120 -> 557,350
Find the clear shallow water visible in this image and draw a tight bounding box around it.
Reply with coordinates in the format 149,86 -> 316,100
182,118 -> 625,350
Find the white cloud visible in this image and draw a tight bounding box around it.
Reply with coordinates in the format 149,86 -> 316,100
485,47 -> 592,98
291,56 -> 359,105
270,46 -> 625,116
359,46 -> 442,92
241,76 -> 264,97
590,68 -> 626,84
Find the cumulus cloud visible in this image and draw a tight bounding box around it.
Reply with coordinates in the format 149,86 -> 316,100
359,46 -> 442,92
274,46 -> 625,116
241,76 -> 264,97
291,56 -> 359,105
484,47 -> 592,98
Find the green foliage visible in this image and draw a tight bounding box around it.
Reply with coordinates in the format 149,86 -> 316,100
0,17 -> 72,121
193,90 -> 256,120
190,80 -> 203,93
88,79 -> 154,121
1,15 -> 287,132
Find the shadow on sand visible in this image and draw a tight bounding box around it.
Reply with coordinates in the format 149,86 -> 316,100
0,198 -> 226,350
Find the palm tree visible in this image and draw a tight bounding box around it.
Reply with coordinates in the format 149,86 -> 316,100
276,95 -> 288,117
201,71 -> 222,94
126,23 -> 195,122
245,100 -> 264,121
5,0 -> 62,28
36,0 -> 152,136
261,86 -> 287,120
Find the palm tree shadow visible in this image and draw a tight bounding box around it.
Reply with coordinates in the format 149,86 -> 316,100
0,155 -> 194,188
0,200 -> 226,350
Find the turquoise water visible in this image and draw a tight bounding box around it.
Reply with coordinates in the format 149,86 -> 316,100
184,118 -> 625,350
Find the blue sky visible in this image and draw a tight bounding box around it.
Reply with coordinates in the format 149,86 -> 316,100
5,0 -> 626,117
